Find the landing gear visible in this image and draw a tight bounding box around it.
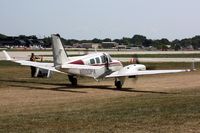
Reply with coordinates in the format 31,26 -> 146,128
114,77 -> 125,89
115,80 -> 122,89
68,75 -> 77,86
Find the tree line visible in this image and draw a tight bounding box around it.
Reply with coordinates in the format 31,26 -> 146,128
1,33 -> 200,50
43,34 -> 200,50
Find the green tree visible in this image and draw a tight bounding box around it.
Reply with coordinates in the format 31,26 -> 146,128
180,39 -> 192,48
43,37 -> 51,47
103,38 -> 112,42
65,39 -> 79,46
30,35 -> 37,39
113,39 -> 122,44
143,39 -> 153,47
131,35 -> 146,46
174,44 -> 181,51
0,33 -> 7,39
160,38 -> 170,46
122,37 -> 131,45
191,36 -> 200,49
92,38 -> 102,43
172,39 -> 181,51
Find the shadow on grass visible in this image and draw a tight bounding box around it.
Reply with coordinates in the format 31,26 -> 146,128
10,84 -> 87,93
0,79 -> 174,94
0,79 -> 67,86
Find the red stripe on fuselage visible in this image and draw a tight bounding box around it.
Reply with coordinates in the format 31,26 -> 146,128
69,60 -> 84,65
92,62 -> 122,67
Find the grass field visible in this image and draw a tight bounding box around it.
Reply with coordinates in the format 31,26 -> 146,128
0,61 -> 200,132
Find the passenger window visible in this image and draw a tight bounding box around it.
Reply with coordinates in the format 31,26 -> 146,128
90,59 -> 95,64
95,57 -> 100,64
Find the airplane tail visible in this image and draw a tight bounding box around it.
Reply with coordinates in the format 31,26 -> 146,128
51,34 -> 69,67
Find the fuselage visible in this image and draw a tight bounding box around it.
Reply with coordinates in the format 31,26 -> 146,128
60,52 -> 123,79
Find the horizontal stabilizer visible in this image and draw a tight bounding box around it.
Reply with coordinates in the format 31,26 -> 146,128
15,60 -> 66,74
2,51 -> 66,74
2,50 -> 12,60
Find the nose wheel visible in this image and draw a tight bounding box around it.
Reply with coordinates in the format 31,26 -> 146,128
68,75 -> 77,86
114,77 -> 125,89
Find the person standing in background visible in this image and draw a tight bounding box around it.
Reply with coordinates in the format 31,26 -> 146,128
30,53 -> 39,77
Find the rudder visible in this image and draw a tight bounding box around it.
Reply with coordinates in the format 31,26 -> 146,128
51,34 -> 69,67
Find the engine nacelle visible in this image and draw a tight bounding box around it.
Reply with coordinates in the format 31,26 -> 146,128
117,64 -> 146,78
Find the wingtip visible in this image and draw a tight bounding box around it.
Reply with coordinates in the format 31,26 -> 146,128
2,50 -> 12,60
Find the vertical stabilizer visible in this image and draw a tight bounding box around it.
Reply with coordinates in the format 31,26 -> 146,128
51,34 -> 69,67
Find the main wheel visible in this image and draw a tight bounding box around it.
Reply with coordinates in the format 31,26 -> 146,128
68,75 -> 77,86
71,78 -> 77,86
115,80 -> 122,89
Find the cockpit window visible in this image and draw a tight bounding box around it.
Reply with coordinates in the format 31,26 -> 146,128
101,56 -> 106,63
107,55 -> 112,62
101,54 -> 112,63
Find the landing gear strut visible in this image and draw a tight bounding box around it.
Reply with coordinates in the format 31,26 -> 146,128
114,77 -> 125,89
68,75 -> 77,86
115,80 -> 122,89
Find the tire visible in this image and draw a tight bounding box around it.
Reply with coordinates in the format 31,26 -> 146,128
68,75 -> 77,86
72,78 -> 77,86
115,81 -> 122,89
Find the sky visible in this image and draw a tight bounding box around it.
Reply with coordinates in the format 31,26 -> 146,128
0,0 -> 200,40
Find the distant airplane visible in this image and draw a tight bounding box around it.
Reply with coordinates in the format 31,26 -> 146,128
2,34 -> 191,89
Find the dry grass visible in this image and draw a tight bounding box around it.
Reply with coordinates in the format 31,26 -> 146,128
0,61 -> 200,132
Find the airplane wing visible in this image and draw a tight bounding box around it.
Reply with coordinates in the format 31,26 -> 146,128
2,50 -> 66,74
106,64 -> 190,78
106,69 -> 190,78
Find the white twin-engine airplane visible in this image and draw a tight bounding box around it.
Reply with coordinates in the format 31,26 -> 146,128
3,34 -> 191,89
